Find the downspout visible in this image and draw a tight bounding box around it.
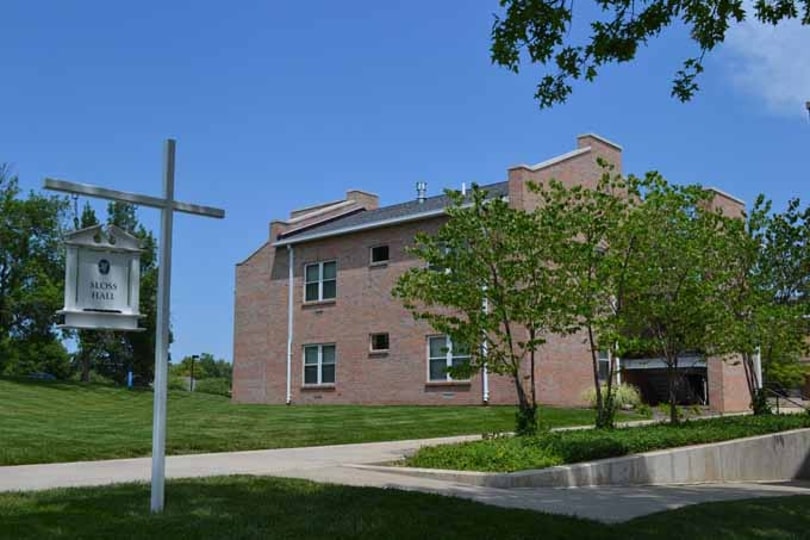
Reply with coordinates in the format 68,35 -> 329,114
753,346 -> 762,389
286,244 -> 294,405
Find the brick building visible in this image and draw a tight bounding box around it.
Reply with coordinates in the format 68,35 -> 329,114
232,134 -> 750,412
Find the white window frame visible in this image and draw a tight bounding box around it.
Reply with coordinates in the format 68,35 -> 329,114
370,332 -> 390,352
426,335 -> 470,382
303,260 -> 336,302
303,344 -> 336,386
597,350 -> 610,381
369,245 -> 390,266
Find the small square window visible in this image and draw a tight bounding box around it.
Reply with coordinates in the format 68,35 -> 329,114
370,245 -> 390,265
370,333 -> 390,352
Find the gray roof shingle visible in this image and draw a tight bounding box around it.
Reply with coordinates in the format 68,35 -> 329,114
278,181 -> 508,244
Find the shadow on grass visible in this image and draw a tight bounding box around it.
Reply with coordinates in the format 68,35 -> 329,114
0,476 -> 603,540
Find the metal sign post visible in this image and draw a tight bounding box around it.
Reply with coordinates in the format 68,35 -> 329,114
44,139 -> 225,513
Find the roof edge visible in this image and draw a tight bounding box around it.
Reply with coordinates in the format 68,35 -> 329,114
236,240 -> 271,266
508,146 -> 591,172
577,132 -> 623,151
707,186 -> 746,206
274,207 -> 449,247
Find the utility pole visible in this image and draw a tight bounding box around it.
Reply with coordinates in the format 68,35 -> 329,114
190,354 -> 199,392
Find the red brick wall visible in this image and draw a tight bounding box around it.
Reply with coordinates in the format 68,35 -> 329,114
232,133 -> 749,412
232,242 -> 273,403
508,134 -> 623,213
707,355 -> 750,413
234,211 -> 603,408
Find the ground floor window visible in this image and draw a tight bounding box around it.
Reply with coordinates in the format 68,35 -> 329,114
598,350 -> 610,381
303,344 -> 336,385
427,335 -> 470,382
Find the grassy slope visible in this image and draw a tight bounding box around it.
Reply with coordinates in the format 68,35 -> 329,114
0,378 -> 638,465
1,476 -> 808,539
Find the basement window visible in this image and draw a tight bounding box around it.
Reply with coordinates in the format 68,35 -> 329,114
370,333 -> 390,352
370,245 -> 390,265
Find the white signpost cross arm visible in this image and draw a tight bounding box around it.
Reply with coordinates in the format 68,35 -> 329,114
43,139 -> 225,514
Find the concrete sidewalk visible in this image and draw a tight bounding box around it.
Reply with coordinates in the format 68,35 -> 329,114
1,435 -> 808,523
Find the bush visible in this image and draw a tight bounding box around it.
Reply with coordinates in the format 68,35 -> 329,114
581,383 -> 642,409
168,376 -> 189,391
405,414 -> 810,472
194,377 -> 231,397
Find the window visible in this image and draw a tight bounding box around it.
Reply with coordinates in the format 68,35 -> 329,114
597,350 -> 610,381
303,344 -> 336,385
427,243 -> 451,273
427,335 -> 470,382
304,261 -> 336,302
370,245 -> 389,265
370,333 -> 389,352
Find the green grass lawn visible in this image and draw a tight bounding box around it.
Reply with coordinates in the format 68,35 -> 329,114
0,378 -> 645,465
406,414 -> 810,472
1,476 -> 808,539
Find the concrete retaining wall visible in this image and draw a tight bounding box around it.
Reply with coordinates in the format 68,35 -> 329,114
359,428 -> 810,488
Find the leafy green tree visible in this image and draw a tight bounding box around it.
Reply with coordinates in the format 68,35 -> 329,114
394,186 -> 568,435
619,175 -> 740,424
529,164 -> 638,428
73,202 -> 104,382
102,201 -> 160,386
170,353 -> 232,382
490,0 -> 810,108
0,164 -> 70,377
721,196 -> 809,412
74,202 -> 159,385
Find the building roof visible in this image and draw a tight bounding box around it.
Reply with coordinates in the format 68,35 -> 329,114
275,181 -> 508,246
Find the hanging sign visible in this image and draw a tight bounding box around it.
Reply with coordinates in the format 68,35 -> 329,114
58,224 -> 144,331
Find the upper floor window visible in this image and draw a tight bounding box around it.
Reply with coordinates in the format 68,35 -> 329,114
427,335 -> 470,382
304,261 -> 336,302
370,332 -> 390,352
370,245 -> 390,265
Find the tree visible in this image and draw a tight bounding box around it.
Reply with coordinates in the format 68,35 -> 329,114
394,186 -> 568,435
529,164 -> 638,428
170,353 -> 232,382
0,164 -> 70,377
74,202 -> 103,382
74,201 -> 160,385
721,195 -> 809,413
490,0 -> 810,108
619,175 -> 740,423
103,201 -> 161,386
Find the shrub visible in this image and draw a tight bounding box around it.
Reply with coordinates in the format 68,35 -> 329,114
168,376 -> 188,391
194,377 -> 231,397
581,383 -> 642,409
405,414 -> 810,472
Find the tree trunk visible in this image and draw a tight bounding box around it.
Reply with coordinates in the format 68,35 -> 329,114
668,354 -> 679,424
513,371 -> 537,436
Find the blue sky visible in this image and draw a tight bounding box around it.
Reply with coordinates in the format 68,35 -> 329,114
2,1 -> 808,363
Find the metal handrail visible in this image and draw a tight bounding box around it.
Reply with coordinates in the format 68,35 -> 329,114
762,386 -> 810,414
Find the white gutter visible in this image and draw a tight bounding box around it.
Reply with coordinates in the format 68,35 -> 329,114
286,245 -> 294,405
754,346 -> 763,389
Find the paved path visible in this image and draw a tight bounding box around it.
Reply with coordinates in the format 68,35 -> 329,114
1,435 -> 808,523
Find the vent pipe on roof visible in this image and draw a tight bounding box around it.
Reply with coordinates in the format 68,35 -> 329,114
416,181 -> 427,203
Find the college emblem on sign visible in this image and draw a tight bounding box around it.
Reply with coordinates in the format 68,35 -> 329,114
57,224 -> 144,331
